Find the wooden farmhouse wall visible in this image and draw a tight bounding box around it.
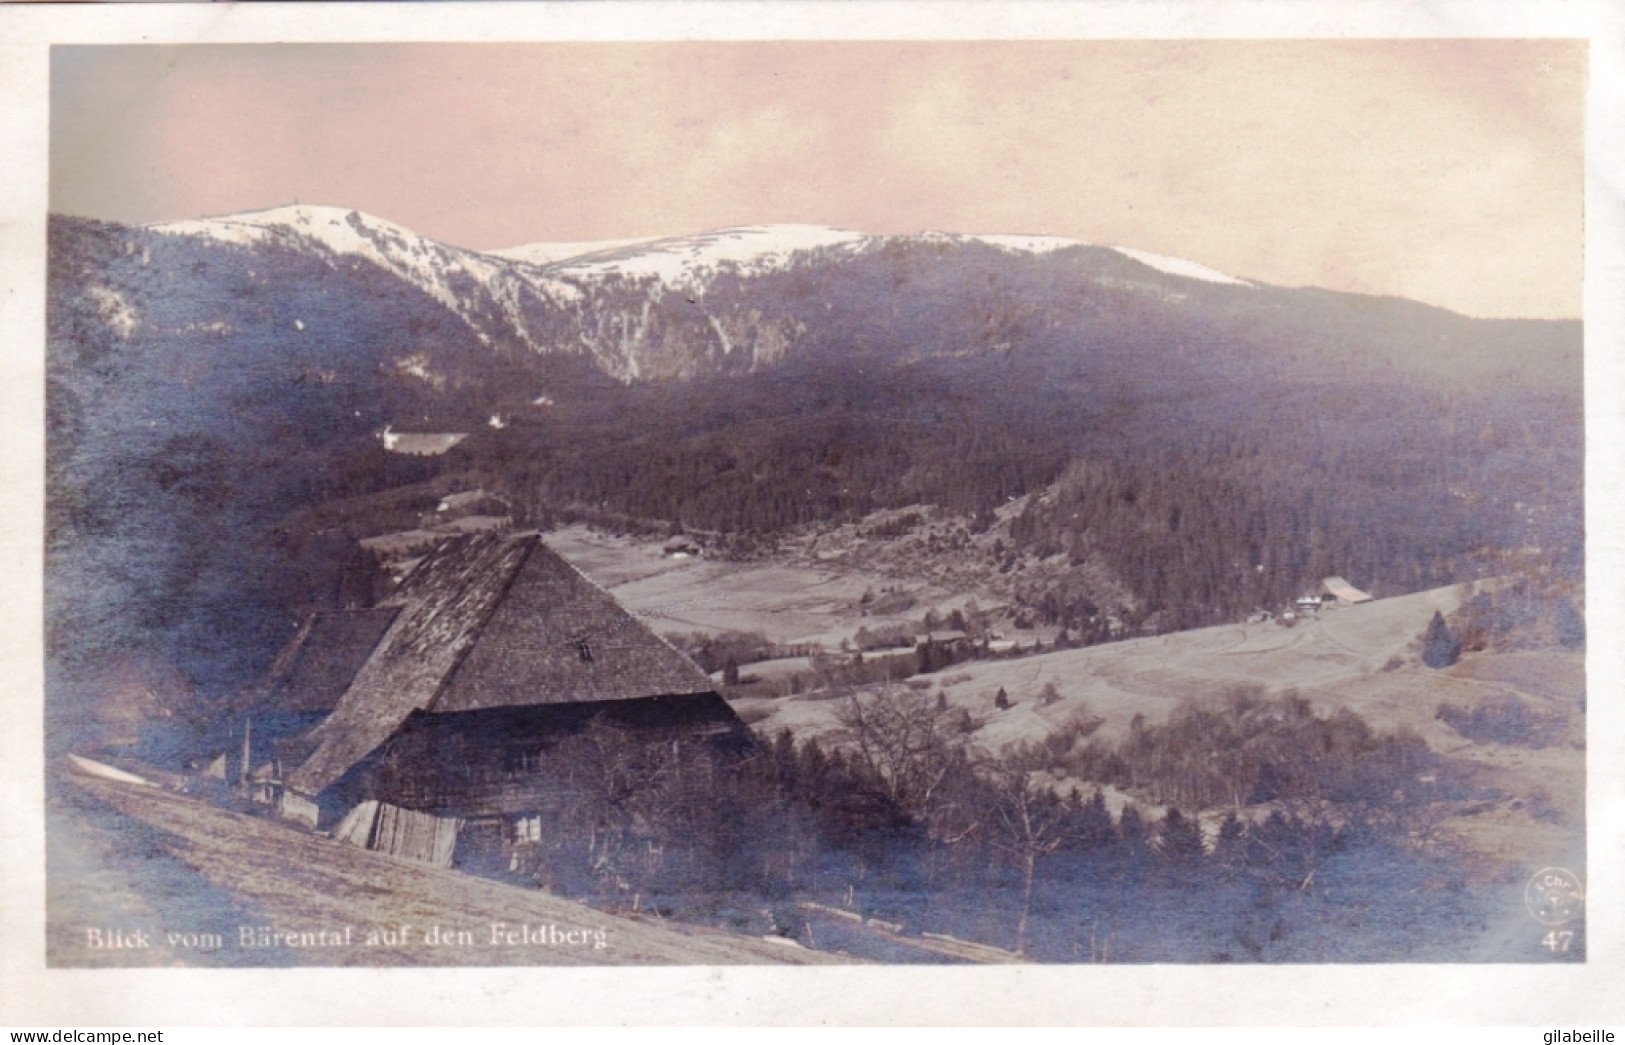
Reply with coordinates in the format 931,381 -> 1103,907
355,694 -> 747,819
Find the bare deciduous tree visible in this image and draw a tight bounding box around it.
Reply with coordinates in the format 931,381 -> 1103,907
985,765 -> 1070,956
836,686 -> 974,821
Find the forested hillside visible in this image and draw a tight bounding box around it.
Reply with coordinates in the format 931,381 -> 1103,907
45,211 -> 1583,707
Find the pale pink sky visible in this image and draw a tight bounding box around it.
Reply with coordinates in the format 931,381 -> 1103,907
50,41 -> 1583,318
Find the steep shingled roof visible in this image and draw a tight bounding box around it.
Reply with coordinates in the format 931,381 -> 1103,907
245,608 -> 401,715
283,533 -> 715,797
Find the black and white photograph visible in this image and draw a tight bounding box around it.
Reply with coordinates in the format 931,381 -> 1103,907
4,0 -> 1624,1026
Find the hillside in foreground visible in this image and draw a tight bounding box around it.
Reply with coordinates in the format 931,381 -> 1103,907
45,554 -> 1585,964
48,774 -> 844,967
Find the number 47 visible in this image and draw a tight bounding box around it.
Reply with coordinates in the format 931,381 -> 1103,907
1543,931 -> 1574,952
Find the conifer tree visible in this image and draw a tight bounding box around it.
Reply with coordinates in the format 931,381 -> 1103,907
1422,610 -> 1461,668
1158,808 -> 1206,865
1077,789 -> 1115,849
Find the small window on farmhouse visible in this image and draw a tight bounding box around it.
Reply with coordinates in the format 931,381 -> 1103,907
576,639 -> 593,663
504,745 -> 542,775
512,815 -> 542,844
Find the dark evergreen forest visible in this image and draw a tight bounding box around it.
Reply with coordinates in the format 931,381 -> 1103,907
45,215 -> 1583,703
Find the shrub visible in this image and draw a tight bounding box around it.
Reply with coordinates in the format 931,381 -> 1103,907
1435,696 -> 1568,748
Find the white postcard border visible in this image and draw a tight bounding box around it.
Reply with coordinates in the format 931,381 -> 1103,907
2,0 -> 1622,1027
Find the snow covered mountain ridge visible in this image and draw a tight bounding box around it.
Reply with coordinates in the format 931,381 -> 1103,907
153,204 -> 1252,290
493,223 -> 1252,288
509,225 -> 872,285
150,205 -> 583,348
146,204 -> 1256,382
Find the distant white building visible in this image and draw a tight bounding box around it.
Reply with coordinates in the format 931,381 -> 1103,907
1321,576 -> 1374,604
435,489 -> 509,519
379,425 -> 467,456
662,535 -> 701,558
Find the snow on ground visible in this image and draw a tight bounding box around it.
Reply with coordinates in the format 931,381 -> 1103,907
485,237 -> 661,266
499,227 -> 1091,285
149,204 -> 581,339
534,225 -> 872,288
1110,246 -> 1252,286
150,208 -> 1256,369
148,217 -> 274,248
152,205 -> 442,271
969,234 -> 1086,254
153,207 -> 1252,305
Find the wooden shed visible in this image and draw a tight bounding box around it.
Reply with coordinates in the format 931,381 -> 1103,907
240,532 -> 745,866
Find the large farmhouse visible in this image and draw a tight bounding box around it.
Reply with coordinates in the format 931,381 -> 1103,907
232,532 -> 745,867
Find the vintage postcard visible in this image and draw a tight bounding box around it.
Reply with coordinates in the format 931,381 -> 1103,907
3,0 -> 1623,1027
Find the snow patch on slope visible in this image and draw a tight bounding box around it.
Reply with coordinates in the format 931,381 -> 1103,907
511,226 -> 1090,287
969,234 -> 1085,254
85,286 -> 140,338
148,205 -> 1257,388
1110,246 -> 1250,286
488,237 -> 662,267
534,225 -> 872,289
149,204 -> 583,342
150,217 -> 272,248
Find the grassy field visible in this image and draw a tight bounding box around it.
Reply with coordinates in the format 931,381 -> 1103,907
723,583 -> 1585,877
546,525 -> 976,648
552,527 -> 1584,878
47,774 -> 845,967
731,583 -> 1475,742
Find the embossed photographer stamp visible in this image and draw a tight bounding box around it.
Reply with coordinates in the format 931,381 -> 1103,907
1525,867 -> 1585,927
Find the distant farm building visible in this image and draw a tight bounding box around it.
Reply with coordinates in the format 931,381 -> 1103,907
435,489 -> 508,520
231,533 -> 745,867
379,425 -> 467,456
662,534 -> 701,558
1321,576 -> 1374,604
